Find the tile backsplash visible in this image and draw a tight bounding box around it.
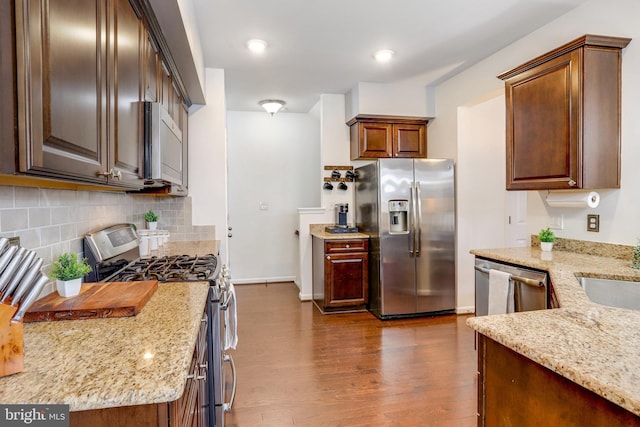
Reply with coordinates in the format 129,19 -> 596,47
0,186 -> 215,270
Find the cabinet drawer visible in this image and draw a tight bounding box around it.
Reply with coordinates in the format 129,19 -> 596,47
325,239 -> 368,253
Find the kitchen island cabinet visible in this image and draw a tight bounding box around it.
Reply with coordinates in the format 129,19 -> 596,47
347,115 -> 428,160
0,281 -> 211,426
477,334 -> 640,426
467,245 -> 640,424
311,226 -> 370,313
498,35 -> 631,190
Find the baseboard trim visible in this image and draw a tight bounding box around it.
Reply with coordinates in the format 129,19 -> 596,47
298,292 -> 312,301
231,276 -> 296,285
456,306 -> 475,314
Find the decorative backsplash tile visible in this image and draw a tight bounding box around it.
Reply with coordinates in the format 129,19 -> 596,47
0,186 -> 215,270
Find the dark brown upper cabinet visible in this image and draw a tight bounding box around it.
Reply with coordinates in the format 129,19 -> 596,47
347,115 -> 428,160
499,35 -> 631,190
13,0 -> 145,188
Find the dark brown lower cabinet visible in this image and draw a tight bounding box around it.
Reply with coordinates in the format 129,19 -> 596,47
70,308 -> 209,427
477,334 -> 640,427
312,237 -> 369,313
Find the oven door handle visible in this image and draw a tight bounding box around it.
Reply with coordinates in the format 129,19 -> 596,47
222,353 -> 237,412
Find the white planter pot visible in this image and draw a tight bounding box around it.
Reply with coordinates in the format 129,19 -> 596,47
147,221 -> 158,231
540,242 -> 554,252
56,278 -> 82,297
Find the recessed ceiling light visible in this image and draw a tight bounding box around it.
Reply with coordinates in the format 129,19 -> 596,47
247,39 -> 268,53
374,49 -> 395,62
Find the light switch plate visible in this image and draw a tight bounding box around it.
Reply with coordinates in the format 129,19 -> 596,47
549,214 -> 564,230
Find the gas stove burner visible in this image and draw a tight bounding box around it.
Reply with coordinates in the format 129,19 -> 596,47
105,254 -> 219,283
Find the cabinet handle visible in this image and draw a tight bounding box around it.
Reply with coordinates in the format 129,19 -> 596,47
568,179 -> 577,187
326,255 -> 330,260
97,168 -> 122,180
345,244 -> 350,248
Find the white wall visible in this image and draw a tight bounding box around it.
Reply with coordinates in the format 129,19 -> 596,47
226,111 -> 320,283
188,68 -> 229,263
456,94 -> 507,311
345,82 -> 433,119
431,0 -> 640,311
296,94 -> 359,300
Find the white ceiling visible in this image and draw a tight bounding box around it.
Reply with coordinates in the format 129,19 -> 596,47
191,0 -> 590,113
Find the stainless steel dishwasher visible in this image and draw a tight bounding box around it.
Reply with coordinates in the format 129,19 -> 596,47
474,257 -> 548,316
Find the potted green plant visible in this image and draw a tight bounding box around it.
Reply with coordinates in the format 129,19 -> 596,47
51,253 -> 92,297
144,210 -> 159,230
538,227 -> 556,252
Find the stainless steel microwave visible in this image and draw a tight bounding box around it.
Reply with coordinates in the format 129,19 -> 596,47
142,101 -> 183,186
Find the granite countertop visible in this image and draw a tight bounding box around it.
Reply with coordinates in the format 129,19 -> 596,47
467,246 -> 640,416
0,281 -> 210,411
154,240 -> 220,258
310,224 -> 369,240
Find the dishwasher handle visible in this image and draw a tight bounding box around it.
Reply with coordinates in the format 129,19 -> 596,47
474,265 -> 544,288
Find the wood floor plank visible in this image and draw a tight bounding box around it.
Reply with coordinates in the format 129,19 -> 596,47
224,282 -> 477,427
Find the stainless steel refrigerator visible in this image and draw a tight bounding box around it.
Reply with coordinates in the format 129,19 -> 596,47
355,158 -> 456,319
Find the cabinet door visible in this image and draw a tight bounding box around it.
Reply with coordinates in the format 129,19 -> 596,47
110,0 -> 144,187
143,31 -> 159,102
16,0 -> 109,182
324,252 -> 368,307
353,122 -> 393,158
505,50 -> 580,190
393,123 -> 426,158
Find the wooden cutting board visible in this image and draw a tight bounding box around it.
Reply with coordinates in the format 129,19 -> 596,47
23,281 -> 158,322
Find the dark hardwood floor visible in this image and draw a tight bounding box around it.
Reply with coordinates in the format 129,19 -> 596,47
224,282 -> 477,427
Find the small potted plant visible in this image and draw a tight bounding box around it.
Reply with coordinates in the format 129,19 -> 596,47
144,210 -> 159,230
51,253 -> 92,297
538,227 -> 556,252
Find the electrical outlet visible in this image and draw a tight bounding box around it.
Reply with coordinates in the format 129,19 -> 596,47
8,236 -> 20,246
587,214 -> 600,232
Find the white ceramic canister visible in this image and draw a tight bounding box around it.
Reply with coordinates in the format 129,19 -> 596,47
139,231 -> 151,257
149,231 -> 158,251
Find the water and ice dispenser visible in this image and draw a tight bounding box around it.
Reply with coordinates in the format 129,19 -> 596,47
388,200 -> 408,233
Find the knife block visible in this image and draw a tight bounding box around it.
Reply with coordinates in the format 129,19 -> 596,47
0,303 -> 24,377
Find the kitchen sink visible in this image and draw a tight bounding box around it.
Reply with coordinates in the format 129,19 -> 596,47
576,276 -> 640,311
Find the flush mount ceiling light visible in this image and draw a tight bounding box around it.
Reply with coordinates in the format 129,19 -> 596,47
374,49 -> 395,62
259,99 -> 286,116
246,39 -> 268,53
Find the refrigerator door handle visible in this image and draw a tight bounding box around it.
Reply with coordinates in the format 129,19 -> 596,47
415,182 -> 422,257
409,182 -> 416,257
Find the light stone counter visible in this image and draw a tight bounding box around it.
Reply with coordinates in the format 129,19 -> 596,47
0,281 -> 210,411
310,224 -> 369,240
165,240 -> 219,256
466,246 -> 640,416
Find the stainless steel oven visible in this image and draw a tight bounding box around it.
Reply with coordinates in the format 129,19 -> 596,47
83,223 -> 237,427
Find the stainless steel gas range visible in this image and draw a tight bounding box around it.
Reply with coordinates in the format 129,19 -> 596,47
83,223 -> 236,427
